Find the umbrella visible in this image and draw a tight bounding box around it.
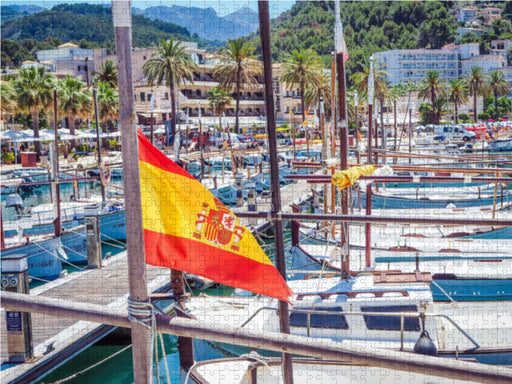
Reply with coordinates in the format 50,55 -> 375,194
0,130 -> 32,141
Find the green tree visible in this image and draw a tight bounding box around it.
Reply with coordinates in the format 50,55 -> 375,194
207,86 -> 233,129
143,38 -> 197,140
447,78 -> 468,124
57,76 -> 92,150
281,48 -> 323,124
486,70 -> 511,120
349,57 -> 389,105
467,66 -> 487,122
418,70 -> 445,124
97,81 -> 119,147
213,38 -> 262,134
304,72 -> 332,121
93,59 -> 118,88
15,66 -> 56,156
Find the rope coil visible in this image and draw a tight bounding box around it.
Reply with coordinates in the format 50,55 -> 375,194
127,296 -> 154,328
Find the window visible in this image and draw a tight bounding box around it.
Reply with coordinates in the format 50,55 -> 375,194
140,92 -> 146,102
290,307 -> 349,329
164,92 -> 169,101
361,305 -> 420,331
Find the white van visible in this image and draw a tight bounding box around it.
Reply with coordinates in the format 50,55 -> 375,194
433,125 -> 476,142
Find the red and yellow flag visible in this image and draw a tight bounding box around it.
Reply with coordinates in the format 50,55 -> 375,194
137,130 -> 293,303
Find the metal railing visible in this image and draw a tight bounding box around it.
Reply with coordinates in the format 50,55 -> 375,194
239,306 -> 480,351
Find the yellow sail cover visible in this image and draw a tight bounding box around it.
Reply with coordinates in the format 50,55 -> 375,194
331,165 -> 375,190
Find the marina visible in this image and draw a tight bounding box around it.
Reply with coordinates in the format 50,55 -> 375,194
2,0 -> 512,383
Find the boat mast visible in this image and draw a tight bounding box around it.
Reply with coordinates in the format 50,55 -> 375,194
258,2 -> 294,383
334,0 -> 350,278
52,88 -> 62,237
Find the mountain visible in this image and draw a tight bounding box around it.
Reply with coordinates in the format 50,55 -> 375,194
0,4 -> 46,24
1,3 -> 192,47
132,5 -> 259,41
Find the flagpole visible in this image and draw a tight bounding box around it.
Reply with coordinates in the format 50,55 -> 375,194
258,2 -> 294,383
334,0 -> 350,278
111,2 -> 152,383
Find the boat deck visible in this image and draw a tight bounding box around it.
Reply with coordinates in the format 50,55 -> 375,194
0,252 -> 170,384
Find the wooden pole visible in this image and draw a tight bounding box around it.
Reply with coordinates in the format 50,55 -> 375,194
258,2 -> 294,383
111,2 -> 152,383
3,291 -> 512,384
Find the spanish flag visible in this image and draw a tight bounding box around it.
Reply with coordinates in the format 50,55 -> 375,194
138,130 -> 293,303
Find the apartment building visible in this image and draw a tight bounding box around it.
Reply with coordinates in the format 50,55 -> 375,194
374,42 -> 508,86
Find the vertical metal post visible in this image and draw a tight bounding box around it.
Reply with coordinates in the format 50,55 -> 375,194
111,2 -> 152,383
367,58 -> 374,165
199,101 -> 204,181
258,3 -> 293,383
335,0 -> 349,277
52,88 -> 61,237
365,183 -> 372,268
409,101 -> 412,164
93,83 -> 105,202
380,91 -> 386,153
150,89 -> 154,145
355,90 -> 360,164
393,100 -> 398,164
331,54 -> 337,159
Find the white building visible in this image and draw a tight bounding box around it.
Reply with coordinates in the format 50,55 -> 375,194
375,42 -> 510,86
35,42 -> 107,83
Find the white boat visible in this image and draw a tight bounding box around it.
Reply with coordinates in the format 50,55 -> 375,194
188,355 -> 475,384
2,194 -> 125,241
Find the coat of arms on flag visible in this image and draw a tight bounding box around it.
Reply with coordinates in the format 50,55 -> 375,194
194,200 -> 245,251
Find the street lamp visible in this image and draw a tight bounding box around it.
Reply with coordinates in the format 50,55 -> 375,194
367,56 -> 374,164
150,88 -> 154,144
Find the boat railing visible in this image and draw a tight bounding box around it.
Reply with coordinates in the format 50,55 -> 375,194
239,307 -> 480,350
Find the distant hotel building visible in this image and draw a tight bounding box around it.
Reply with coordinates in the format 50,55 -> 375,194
374,43 -> 508,86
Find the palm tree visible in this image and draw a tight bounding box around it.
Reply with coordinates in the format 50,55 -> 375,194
350,57 -> 389,104
467,66 -> 486,122
143,38 -> 197,140
281,48 -> 323,125
207,86 -> 233,129
304,72 -> 331,121
97,81 -> 119,147
447,79 -> 468,124
15,66 -> 56,157
57,76 -> 92,150
92,59 -> 118,88
418,70 -> 445,124
486,70 -> 511,120
213,38 -> 262,134
1,80 -> 17,126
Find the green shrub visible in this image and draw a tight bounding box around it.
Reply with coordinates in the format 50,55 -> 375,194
2,151 -> 15,163
478,112 -> 490,121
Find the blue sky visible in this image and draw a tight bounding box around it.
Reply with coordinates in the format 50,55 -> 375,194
3,0 -> 295,18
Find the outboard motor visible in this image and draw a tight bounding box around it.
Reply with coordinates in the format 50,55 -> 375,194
6,193 -> 24,216
413,313 -> 438,356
